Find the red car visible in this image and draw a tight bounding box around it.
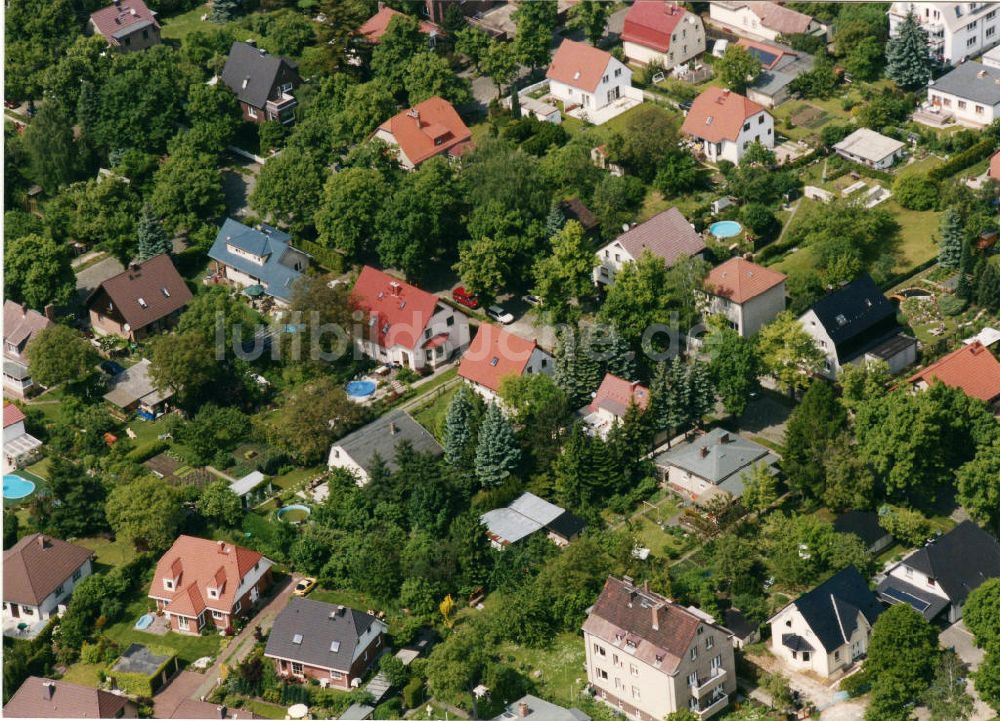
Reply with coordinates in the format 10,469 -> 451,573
452,286 -> 479,309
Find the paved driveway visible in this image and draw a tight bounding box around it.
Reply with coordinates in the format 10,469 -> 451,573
941,621 -> 985,671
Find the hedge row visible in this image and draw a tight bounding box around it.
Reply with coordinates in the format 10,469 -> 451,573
126,440 -> 169,463
296,239 -> 345,274
928,139 -> 996,181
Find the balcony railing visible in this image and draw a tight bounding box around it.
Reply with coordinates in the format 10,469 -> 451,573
695,692 -> 729,719
690,668 -> 727,697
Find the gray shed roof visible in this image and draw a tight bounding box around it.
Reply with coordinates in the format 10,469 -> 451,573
834,128 -> 905,163
654,428 -> 776,490
264,598 -> 386,672
331,409 -> 442,475
230,471 -> 267,497
481,492 -> 585,545
103,358 -> 172,409
929,62 -> 1000,107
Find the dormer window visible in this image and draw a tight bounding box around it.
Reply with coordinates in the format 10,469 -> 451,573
208,587 -> 219,599
490,357 -> 499,367
163,579 -> 174,590
161,287 -> 170,298
137,298 -> 148,309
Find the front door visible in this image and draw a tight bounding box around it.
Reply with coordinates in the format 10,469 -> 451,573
251,585 -> 259,603
10,604 -> 19,618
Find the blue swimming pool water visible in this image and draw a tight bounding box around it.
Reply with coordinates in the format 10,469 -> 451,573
135,613 -> 154,630
709,220 -> 743,238
346,380 -> 377,398
3,474 -> 36,500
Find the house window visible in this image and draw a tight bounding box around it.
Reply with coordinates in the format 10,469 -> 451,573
292,662 -> 303,675
614,253 -> 620,262
142,29 -> 148,39
124,37 -> 131,46
614,68 -> 621,77
630,664 -> 639,676
72,569 -> 82,582
959,100 -> 968,109
208,588 -> 219,599
688,671 -> 698,687
835,650 -> 841,661
759,114 -> 765,124
597,668 -> 608,680
968,36 -> 978,46
331,670 -> 344,679
690,647 -> 697,661
803,652 -> 811,661
743,122 -> 751,131
706,636 -> 714,650
613,654 -> 620,666
55,584 -> 64,597
977,105 -> 985,114
711,654 -> 722,670
213,610 -> 225,619
631,686 -> 640,700
689,698 -> 699,711
178,617 -> 190,630
279,82 -> 293,93
234,600 -> 242,614
594,643 -> 606,656
164,579 -> 174,591
988,25 -> 996,36
424,328 -> 433,340
905,566 -> 914,578
602,75 -> 609,83
248,106 -> 258,119
928,577 -> 936,586
446,316 -> 455,326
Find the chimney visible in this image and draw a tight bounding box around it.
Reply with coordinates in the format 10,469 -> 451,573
651,605 -> 660,631
337,605 -> 346,616
38,535 -> 50,550
720,432 -> 731,444
42,681 -> 56,700
112,0 -> 120,6
699,446 -> 709,458
722,89 -> 730,97
979,69 -> 988,79
43,304 -> 56,322
245,38 -> 256,48
389,422 -> 398,435
218,706 -> 227,719
518,702 -> 530,718
129,261 -> 141,273
217,540 -> 227,553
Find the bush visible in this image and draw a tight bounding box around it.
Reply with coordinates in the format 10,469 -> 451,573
893,174 -> 939,210
938,294 -> 968,317
840,670 -> 871,698
928,139 -> 996,181
402,677 -> 425,709
374,698 -> 405,719
127,440 -> 169,463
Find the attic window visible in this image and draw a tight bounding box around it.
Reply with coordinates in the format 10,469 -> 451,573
293,633 -> 303,644
377,291 -> 385,300
381,323 -> 391,335
161,287 -> 171,298
242,77 -> 250,89
330,641 -> 341,652
490,357 -> 499,367
574,71 -> 581,80
368,317 -> 377,327
705,116 -> 714,125
137,298 -> 148,309
835,313 -> 847,326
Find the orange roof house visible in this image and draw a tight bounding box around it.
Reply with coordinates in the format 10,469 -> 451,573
680,86 -> 774,165
907,341 -> 1000,408
149,536 -> 273,635
374,96 -> 472,170
589,373 -> 650,417
358,6 -> 442,43
546,39 -> 618,93
458,324 -> 552,398
702,257 -> 787,336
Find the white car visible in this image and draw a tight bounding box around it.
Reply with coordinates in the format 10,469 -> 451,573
487,305 -> 514,324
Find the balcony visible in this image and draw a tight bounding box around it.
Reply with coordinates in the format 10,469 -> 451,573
690,668 -> 727,697
265,93 -> 298,124
694,692 -> 729,719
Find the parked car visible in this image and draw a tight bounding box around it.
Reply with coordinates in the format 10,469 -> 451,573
522,294 -> 542,307
100,360 -> 125,376
487,305 -> 514,324
293,577 -> 317,596
452,286 -> 479,309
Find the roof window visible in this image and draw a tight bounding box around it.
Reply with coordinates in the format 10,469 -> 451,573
293,633 -> 303,644
835,314 -> 847,326
161,287 -> 171,298
490,357 -> 499,367
137,298 -> 148,309
330,641 -> 341,652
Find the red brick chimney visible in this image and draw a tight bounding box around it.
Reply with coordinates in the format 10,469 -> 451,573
518,702 -> 530,718
651,604 -> 660,631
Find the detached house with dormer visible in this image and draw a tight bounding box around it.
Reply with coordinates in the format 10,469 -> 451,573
546,39 -> 636,120
594,207 -> 705,286
352,266 -> 470,371
681,87 -> 774,165
209,219 -> 309,306
458,323 -> 553,402
149,536 -> 273,635
769,566 -> 883,678
583,576 -> 737,720
374,96 -> 473,170
221,41 -> 299,125
701,258 -> 786,337
88,0 -> 160,52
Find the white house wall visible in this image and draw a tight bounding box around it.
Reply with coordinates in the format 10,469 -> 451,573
549,57 -> 633,111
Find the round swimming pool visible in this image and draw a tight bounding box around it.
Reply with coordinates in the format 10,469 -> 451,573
135,613 -> 154,631
346,380 -> 377,398
709,220 -> 743,238
3,474 -> 36,500
277,504 -> 311,524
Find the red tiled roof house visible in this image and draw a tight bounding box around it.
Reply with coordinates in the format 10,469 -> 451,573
546,39 -> 634,116
85,254 -> 193,341
583,576 -> 737,720
907,341 -> 1000,412
680,87 -> 774,165
374,96 -> 472,170
88,0 -> 160,52
458,323 -> 553,402
701,257 -> 786,336
352,266 -> 470,371
358,6 -> 442,44
4,677 -> 137,718
708,1 -> 827,43
581,373 -> 650,438
594,207 -> 706,286
4,534 -> 95,637
149,536 -> 273,635
621,1 -> 706,69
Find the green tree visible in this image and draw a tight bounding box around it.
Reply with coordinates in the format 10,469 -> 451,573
957,440 -> 1000,533
938,207 -> 964,269
26,325 -> 99,389
838,360 -> 891,409
148,330 -> 219,408
821,433 -> 876,511
655,152 -> 707,198
43,457 -> 108,538
705,322 -> 761,417
47,177 -> 142,264
512,0 -> 557,69
757,312 -> 825,396
666,711 -> 700,721
552,423 -> 605,510
715,45 -> 761,94
474,403 -> 521,488
885,10 -> 932,90
782,380 -> 847,500
21,98 -> 78,191
865,604 -> 940,721
789,51 -> 839,99
270,377 -> 368,465
498,374 -> 570,470
761,513 -> 873,587
975,650 -> 1000,714
878,505 -> 931,547
480,40 -> 519,97
150,149 -> 226,233
454,26 -> 492,72
105,477 -> 184,552
893,174 -> 939,211
199,480 -> 244,527
925,650 -> 974,721
371,14 -> 426,97
5,0 -> 82,101
5,234 -> 75,310
249,147 -> 326,234
964,579 -> 1000,648
567,1 -> 610,45
443,385 -> 483,468
208,0 -> 240,23
843,36 -> 885,81
741,462 -> 779,513
605,105 -> 681,183
136,204 -> 172,261
977,259 -> 1000,312
315,168 -> 390,258
531,221 -> 596,321
404,51 -> 472,105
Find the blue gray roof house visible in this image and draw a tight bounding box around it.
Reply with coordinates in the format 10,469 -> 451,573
208,218 -> 310,303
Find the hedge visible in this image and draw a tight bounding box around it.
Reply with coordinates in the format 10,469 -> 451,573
110,647 -> 177,697
928,139 -> 996,181
126,440 -> 169,463
296,239 -> 345,274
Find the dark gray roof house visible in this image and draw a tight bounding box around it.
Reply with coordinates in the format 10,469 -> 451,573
220,41 -> 299,124
328,409 -> 442,485
264,598 -> 387,681
834,511 -> 893,554
490,695 -> 591,721
930,62 -> 1000,108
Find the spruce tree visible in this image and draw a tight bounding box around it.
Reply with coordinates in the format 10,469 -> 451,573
443,385 -> 476,467
77,79 -> 100,138
977,259 -> 1000,312
938,208 -> 964,270
957,238 -> 975,300
544,202 -> 565,239
603,326 -> 637,380
667,356 -> 693,431
554,327 -> 580,403
510,83 -> 521,119
474,403 -> 521,488
686,360 -> 716,428
577,326 -> 604,399
208,0 -> 240,23
136,204 -> 171,261
649,360 -> 674,436
885,11 -> 932,90
553,423 -> 597,509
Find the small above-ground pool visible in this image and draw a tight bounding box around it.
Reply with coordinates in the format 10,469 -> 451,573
134,613 -> 154,631
346,380 -> 377,398
709,220 -> 743,239
3,474 -> 36,500
277,504 -> 311,524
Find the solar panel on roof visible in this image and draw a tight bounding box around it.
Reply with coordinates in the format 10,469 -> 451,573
746,47 -> 779,67
881,585 -> 930,613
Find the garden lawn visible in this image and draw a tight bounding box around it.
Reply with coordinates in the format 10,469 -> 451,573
60,663 -> 104,688
77,536 -> 139,568
271,465 -> 325,491
631,514 -> 692,560
103,597 -> 225,664
496,632 -> 587,707
412,385 -> 459,440
159,3 -> 211,41
243,700 -> 287,719
885,201 -> 942,272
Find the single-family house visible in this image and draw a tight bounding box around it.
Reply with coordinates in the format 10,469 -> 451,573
221,41 -> 299,125
737,39 -> 815,108
583,576 -> 737,720
481,492 -> 586,549
890,2 -> 1000,66
229,471 -> 274,509
709,1 -> 827,42
3,677 -> 138,718
701,258 -> 786,337
373,96 -> 473,170
798,273 -> 917,379
878,520 -> 1000,623
561,198 -> 600,235
86,254 -> 192,342
208,219 -> 309,306
491,695 -> 591,721
769,566 -> 883,678
621,1 -> 706,69
718,608 -> 760,649
3,301 -> 53,397
3,404 -> 43,472
149,536 -> 273,635
927,62 -> 1000,126
358,6 -> 442,43
833,128 -> 906,170
103,359 -> 173,420
594,207 -> 705,286
907,340 -> 1000,411
654,428 -> 779,505
328,409 -> 443,485
264,598 -> 387,688
833,511 -> 894,555
458,323 -> 553,402
3,534 -> 94,637
580,373 -> 650,439
680,87 -> 775,165
351,266 -> 470,370
88,0 -> 160,52
546,39 -> 634,115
